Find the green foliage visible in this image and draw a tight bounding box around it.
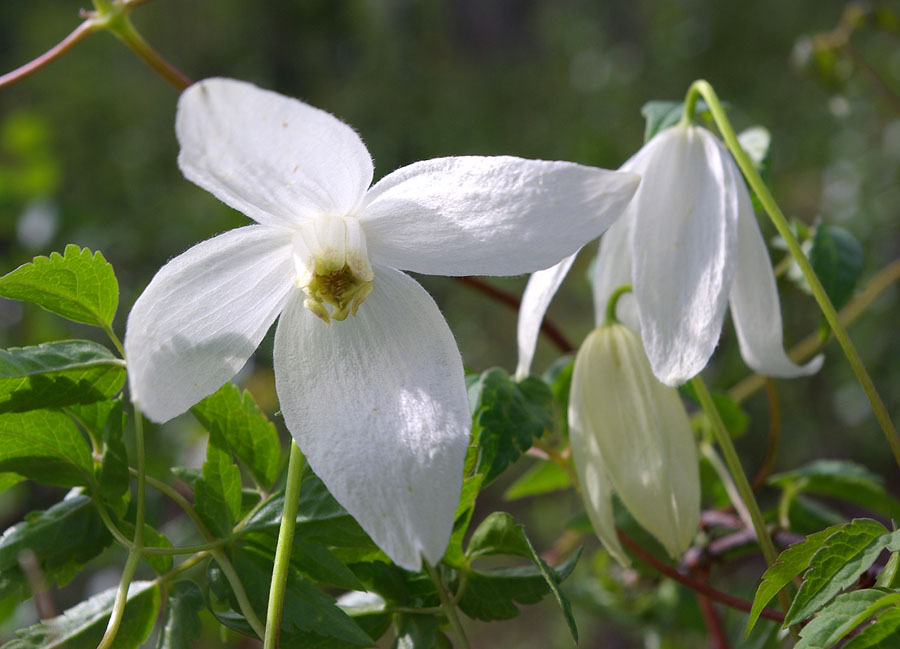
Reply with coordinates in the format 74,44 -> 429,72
118,521 -> 173,575
809,224 -> 864,315
640,99 -> 711,141
681,383 -> 750,438
191,383 -> 282,490
504,460 -> 571,500
795,589 -> 900,649
770,459 -> 900,520
444,470 -> 483,567
0,409 -> 95,487
467,368 -> 553,484
86,398 -> 130,513
156,581 -> 205,649
0,340 -> 125,413
843,606 -> 900,648
194,427 -> 242,538
0,246 -> 118,328
1,581 -> 159,649
392,614 -> 442,649
0,493 -> 111,601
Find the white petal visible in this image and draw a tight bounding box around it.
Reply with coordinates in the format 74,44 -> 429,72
125,226 -> 294,422
360,156 -> 639,276
631,126 -> 738,385
515,252 -> 578,380
590,216 -> 639,330
729,185 -> 824,377
273,266 -> 469,571
177,78 -> 373,229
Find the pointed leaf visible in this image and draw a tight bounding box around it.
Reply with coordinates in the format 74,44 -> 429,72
194,429 -> 242,538
467,512 -> 532,559
443,472 -> 483,568
191,383 -> 281,490
243,531 -> 365,591
0,245 -> 118,328
0,493 -> 111,600
0,409 -> 94,487
809,224 -> 864,314
156,581 -> 204,649
795,589 -> 900,649
504,460 -> 571,500
843,606 -> 900,648
0,341 -> 125,413
1,581 -> 159,649
785,520 -> 899,627
641,99 -> 711,141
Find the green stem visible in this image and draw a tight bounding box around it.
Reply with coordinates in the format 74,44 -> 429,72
210,546 -> 266,638
683,79 -> 900,472
94,498 -> 135,549
264,441 -> 304,649
426,562 -> 470,649
603,283 -> 633,327
104,13 -> 192,90
699,442 -> 753,531
103,324 -> 126,358
96,548 -> 142,649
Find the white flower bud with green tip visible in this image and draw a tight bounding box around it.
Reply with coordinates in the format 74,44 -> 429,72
569,319 -> 700,564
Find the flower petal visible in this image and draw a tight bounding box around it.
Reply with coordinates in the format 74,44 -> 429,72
125,225 -> 294,422
591,216 -> 639,330
360,156 -> 639,276
273,266 -> 470,571
515,251 -> 578,380
729,185 -> 824,377
631,126 -> 738,385
177,78 -> 374,229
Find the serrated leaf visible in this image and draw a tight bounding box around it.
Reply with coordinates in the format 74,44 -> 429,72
795,589 -> 899,649
504,460 -> 571,500
468,368 -> 553,484
0,409 -> 94,487
0,341 -> 125,413
208,547 -> 373,646
770,460 -> 900,520
156,581 -> 204,649
92,399 -> 129,513
843,606 -> 900,648
194,428 -> 242,538
467,512 -> 532,559
191,383 -> 281,490
2,580 -> 159,649
0,493 -> 111,601
521,533 -> 579,641
747,526 -> 835,633
640,99 -> 711,141
457,550 -> 579,622
785,519 -> 900,627
809,224 -> 864,316
0,245 -> 118,328
444,472 -> 483,568
393,613 -> 438,649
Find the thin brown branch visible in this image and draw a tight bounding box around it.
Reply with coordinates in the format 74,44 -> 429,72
751,378 -> 781,491
455,276 -> 575,353
697,591 -> 730,649
0,21 -> 97,90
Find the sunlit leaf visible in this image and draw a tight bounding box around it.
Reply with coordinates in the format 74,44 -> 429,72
504,461 -> 571,501
0,409 -> 94,487
795,589 -> 899,649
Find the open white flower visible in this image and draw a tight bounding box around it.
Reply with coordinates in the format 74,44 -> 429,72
124,78 -> 640,571
517,123 -> 823,385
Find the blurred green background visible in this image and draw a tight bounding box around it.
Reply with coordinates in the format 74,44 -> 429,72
0,1 -> 899,647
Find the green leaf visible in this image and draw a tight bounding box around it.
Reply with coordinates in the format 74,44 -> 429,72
194,428 -> 242,538
119,521 -> 173,575
337,591 -> 392,645
504,460 -> 571,500
468,368 -> 553,484
843,606 -> 900,648
747,526 -> 834,633
393,614 -> 439,649
0,473 -> 22,493
156,581 -> 204,649
467,512 -> 532,559
0,409 -> 94,487
682,383 -> 749,438
191,383 -> 281,490
457,550 -> 579,622
2,581 -> 159,649
243,532 -> 365,591
0,245 -> 118,328
444,472 -> 483,568
90,399 -> 129,513
0,341 -> 125,413
640,99 -> 711,141
795,589 -> 900,649
0,493 -> 111,601
208,547 -> 374,647
785,520 -> 900,627
809,224 -> 864,315
770,460 -> 900,520
738,126 -> 772,172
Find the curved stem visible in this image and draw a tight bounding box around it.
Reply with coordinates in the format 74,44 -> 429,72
94,498 -> 135,549
751,379 -> 781,491
700,442 -> 754,531
0,20 -> 98,90
603,283 -> 633,327
95,548 -> 142,649
426,562 -> 470,649
105,14 -> 192,91
684,79 -> 900,472
103,324 -> 126,359
263,441 -> 304,649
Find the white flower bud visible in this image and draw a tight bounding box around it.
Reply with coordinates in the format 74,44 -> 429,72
569,322 -> 700,564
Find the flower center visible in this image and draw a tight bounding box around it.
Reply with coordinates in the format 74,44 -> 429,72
292,215 -> 374,324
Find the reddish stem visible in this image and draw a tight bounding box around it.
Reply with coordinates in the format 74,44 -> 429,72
0,21 -> 96,90
697,592 -> 730,649
454,276 -> 575,353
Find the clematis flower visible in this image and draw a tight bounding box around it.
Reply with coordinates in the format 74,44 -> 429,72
124,78 -> 640,571
569,321 -> 700,564
517,123 -> 823,385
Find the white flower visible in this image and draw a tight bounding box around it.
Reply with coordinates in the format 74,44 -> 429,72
517,123 -> 823,385
124,78 -> 640,571
569,322 -> 700,564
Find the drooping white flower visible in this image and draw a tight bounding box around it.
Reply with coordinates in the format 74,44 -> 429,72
569,322 -> 700,564
124,78 -> 640,571
517,123 -> 823,385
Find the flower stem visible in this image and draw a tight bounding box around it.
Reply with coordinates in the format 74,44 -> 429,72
0,20 -> 98,90
683,79 -> 900,472
104,13 -> 192,91
603,283 -> 633,327
426,561 -> 470,649
263,441 -> 304,649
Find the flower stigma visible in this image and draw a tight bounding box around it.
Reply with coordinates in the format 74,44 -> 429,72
292,214 -> 374,324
